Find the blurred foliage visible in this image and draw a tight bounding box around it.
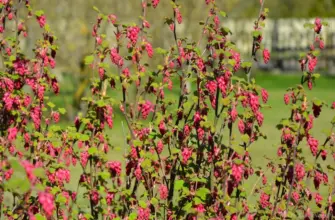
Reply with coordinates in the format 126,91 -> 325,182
28,0 -> 335,113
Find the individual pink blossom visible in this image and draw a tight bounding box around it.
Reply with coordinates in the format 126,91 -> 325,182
263,49 -> 270,64
159,184 -> 168,200
108,14 -> 117,24
331,102 -> 335,109
143,20 -> 150,28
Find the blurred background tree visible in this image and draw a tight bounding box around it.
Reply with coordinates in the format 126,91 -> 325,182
25,0 -> 334,118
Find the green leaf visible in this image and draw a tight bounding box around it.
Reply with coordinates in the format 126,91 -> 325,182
139,200 -> 147,208
129,213 -> 137,220
194,197 -> 203,205
241,62 -> 252,68
47,102 -> 55,108
96,100 -> 106,107
195,187 -> 210,200
241,134 -> 250,144
35,10 -> 44,17
252,30 -> 262,38
93,6 -> 100,12
35,214 -> 46,220
88,147 -> 98,155
79,134 -> 90,141
155,47 -> 167,55
233,145 -> 245,155
219,11 -> 227,17
151,197 -> 159,206
98,171 -> 111,180
175,179 -> 184,190
331,116 -> 335,125
84,55 -> 95,65
58,108 -> 66,114
182,202 -> 193,212
233,158 -> 243,165
56,194 -> 67,204
33,168 -> 45,178
313,99 -> 322,106
303,23 -> 314,29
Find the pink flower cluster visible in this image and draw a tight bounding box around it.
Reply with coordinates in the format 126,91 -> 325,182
145,42 -> 153,58
138,100 -> 154,120
307,136 -> 319,156
263,49 -> 270,64
107,161 -> 122,176
36,15 -> 46,28
152,0 -> 160,8
110,48 -> 124,67
38,191 -> 55,217
182,147 -> 192,164
159,184 -> 168,200
314,18 -> 322,34
126,26 -> 140,45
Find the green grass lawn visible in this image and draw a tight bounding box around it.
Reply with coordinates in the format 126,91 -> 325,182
42,72 -> 335,211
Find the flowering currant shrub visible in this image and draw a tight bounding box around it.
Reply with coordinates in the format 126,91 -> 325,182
0,0 -> 334,219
